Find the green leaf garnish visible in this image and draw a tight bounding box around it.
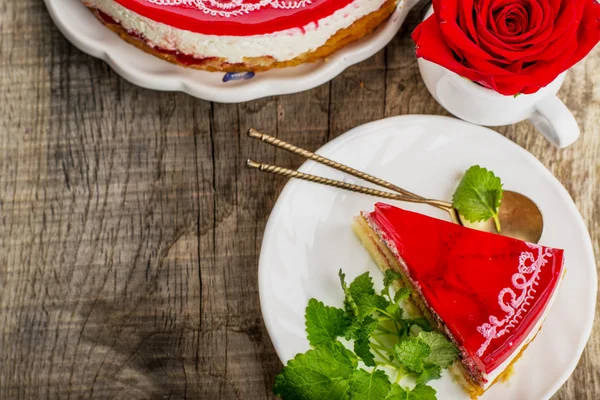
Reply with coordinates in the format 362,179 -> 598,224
393,287 -> 411,303
273,341 -> 356,400
349,272 -> 388,320
355,337 -> 377,367
386,303 -> 404,323
452,165 -> 503,232
416,365 -> 442,385
351,316 -> 379,367
385,384 -> 437,400
408,318 -> 432,333
394,338 -> 430,373
383,269 -> 402,291
419,332 -> 459,368
275,270 -> 459,400
407,384 -> 437,400
340,269 -> 359,317
384,385 -> 409,400
349,369 -> 391,400
306,299 -> 350,346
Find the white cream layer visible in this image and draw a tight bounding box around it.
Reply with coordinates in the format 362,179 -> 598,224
84,0 -> 393,63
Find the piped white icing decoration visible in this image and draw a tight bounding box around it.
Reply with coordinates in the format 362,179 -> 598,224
476,243 -> 554,357
146,0 -> 313,18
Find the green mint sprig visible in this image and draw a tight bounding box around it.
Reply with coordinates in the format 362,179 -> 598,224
273,269 -> 458,400
452,165 -> 504,232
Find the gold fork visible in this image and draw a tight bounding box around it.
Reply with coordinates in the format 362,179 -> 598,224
245,128 -> 545,243
246,128 -> 461,224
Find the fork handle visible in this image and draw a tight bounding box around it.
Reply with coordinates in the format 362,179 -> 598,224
247,160 -> 432,204
248,129 -> 424,201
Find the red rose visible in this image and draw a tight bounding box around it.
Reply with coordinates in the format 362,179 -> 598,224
412,0 -> 600,96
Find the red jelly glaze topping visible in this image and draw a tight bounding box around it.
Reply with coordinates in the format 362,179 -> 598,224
368,203 -> 564,374
113,0 -> 357,36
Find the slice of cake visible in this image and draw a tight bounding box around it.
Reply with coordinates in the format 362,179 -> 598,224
82,0 -> 400,71
353,203 -> 565,398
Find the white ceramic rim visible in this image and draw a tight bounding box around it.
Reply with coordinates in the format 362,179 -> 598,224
258,114 -> 597,399
445,68 -> 567,99
44,0 -> 419,103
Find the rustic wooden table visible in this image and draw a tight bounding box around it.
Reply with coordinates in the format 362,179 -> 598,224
1,1 -> 598,399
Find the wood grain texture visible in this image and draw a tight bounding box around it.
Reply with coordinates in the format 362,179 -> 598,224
0,0 -> 598,399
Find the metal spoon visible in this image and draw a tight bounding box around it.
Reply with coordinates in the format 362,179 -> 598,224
247,129 -> 544,244
459,191 -> 543,243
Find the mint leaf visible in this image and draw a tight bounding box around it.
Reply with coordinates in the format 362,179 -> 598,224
273,341 -> 355,400
418,332 -> 458,368
350,272 -> 376,302
383,269 -> 402,290
276,270 -> 448,400
349,272 -> 377,319
408,384 -> 437,400
386,303 -> 404,322
394,338 -> 430,373
354,338 -> 376,367
452,165 -> 503,232
349,369 -> 391,400
385,384 -> 437,400
346,316 -> 378,341
306,299 -> 350,346
348,272 -> 389,320
393,288 -> 411,303
340,269 -> 359,317
348,316 -> 378,366
409,318 -> 432,333
417,365 -> 441,384
374,294 -> 391,311
385,385 -> 408,399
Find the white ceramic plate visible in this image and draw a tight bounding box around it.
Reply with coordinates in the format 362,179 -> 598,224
44,0 -> 419,103
258,115 -> 596,399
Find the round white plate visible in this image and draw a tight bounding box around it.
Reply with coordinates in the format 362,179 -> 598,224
258,115 -> 596,399
44,0 -> 419,103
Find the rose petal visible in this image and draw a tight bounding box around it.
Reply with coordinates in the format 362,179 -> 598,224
559,0 -> 600,71
477,0 -> 494,27
504,59 -> 524,74
434,0 -> 496,60
487,0 -> 598,96
490,0 -> 554,44
413,15 -> 490,85
496,5 -> 528,36
474,0 -> 578,61
526,0 -> 543,33
475,11 -> 526,60
459,0 -> 479,45
491,0 -> 550,44
536,0 -> 580,47
529,0 -> 585,61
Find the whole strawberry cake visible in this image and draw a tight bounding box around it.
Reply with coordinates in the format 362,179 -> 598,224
82,0 -> 399,71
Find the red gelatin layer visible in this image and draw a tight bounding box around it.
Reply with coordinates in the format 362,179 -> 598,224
367,203 -> 564,374
113,0 -> 358,36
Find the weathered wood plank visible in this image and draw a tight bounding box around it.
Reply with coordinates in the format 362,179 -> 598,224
0,0 -> 598,400
330,51 -> 387,139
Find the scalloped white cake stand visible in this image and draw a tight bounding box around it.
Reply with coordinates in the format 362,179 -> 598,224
44,0 -> 419,103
